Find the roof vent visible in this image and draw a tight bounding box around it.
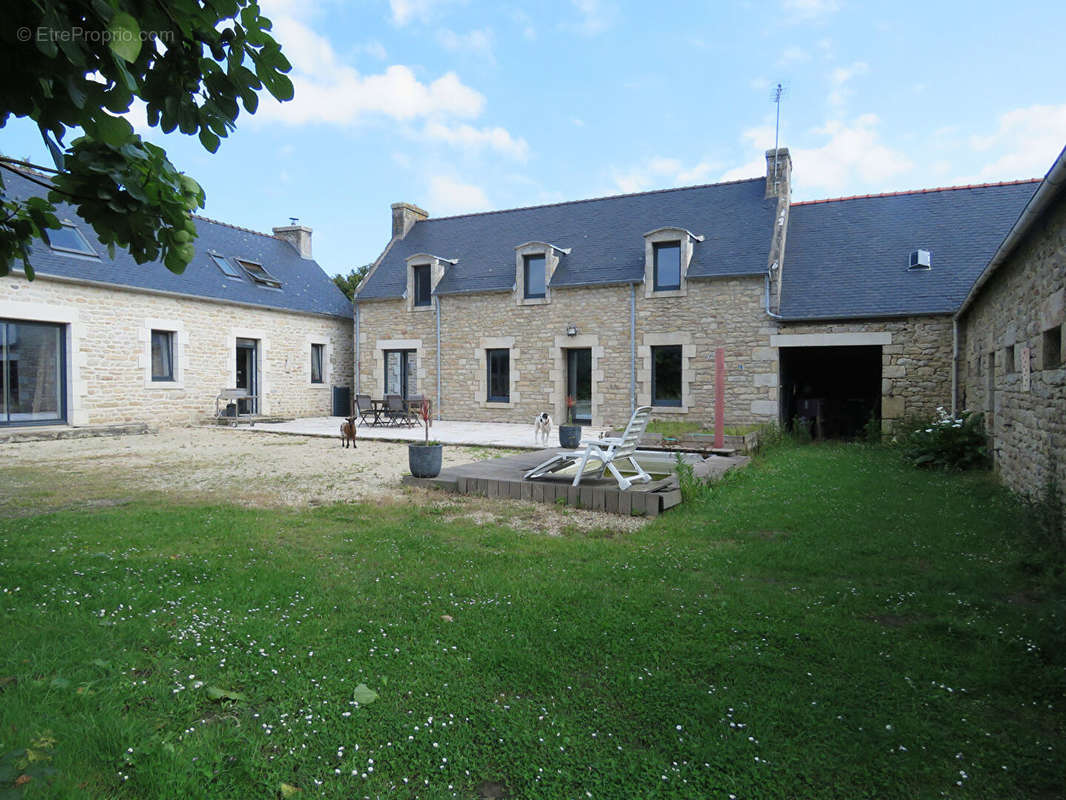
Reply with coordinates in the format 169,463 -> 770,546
908,249 -> 931,270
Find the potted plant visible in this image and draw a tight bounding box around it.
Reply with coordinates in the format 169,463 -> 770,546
408,398 -> 442,478
559,395 -> 582,448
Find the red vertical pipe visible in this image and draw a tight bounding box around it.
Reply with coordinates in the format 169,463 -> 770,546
714,347 -> 725,450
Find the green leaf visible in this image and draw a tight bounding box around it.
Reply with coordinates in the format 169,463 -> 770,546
352,683 -> 379,705
108,12 -> 143,63
280,783 -> 301,798
205,686 -> 246,702
49,677 -> 71,690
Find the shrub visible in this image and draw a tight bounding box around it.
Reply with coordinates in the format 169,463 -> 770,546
902,407 -> 988,471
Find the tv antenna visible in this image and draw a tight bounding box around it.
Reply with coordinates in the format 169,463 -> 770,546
771,82 -> 788,190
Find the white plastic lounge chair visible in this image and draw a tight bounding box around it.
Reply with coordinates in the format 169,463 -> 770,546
524,406 -> 655,490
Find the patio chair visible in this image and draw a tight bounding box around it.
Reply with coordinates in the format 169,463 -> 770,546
384,394 -> 412,426
406,395 -> 431,427
355,394 -> 377,426
524,406 -> 655,490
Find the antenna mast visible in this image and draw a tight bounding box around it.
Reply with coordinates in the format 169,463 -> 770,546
772,82 -> 786,191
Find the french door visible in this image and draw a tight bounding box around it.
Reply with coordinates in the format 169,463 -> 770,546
384,350 -> 417,399
235,338 -> 259,415
0,319 -> 65,425
566,348 -> 592,424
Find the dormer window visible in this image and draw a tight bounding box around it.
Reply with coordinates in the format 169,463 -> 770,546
413,264 -> 432,307
209,252 -> 244,279
523,254 -> 546,299
643,227 -> 703,298
45,222 -> 97,257
234,258 -> 282,288
653,242 -> 681,291
514,242 -> 568,306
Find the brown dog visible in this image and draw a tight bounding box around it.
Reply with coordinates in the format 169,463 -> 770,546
340,417 -> 357,448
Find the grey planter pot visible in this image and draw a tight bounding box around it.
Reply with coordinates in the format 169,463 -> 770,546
408,444 -> 443,478
559,424 -> 582,449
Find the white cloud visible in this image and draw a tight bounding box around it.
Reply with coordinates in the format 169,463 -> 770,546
389,0 -> 455,26
720,114 -> 913,196
569,0 -> 615,35
779,46 -> 810,65
259,65 -> 484,125
422,121 -> 529,160
828,60 -> 868,106
436,27 -> 495,60
966,104 -> 1066,181
428,175 -> 489,214
255,12 -> 484,125
611,156 -> 719,193
782,0 -> 841,20
360,40 -> 387,60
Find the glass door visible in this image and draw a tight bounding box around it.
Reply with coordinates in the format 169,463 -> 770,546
1,319 -> 65,425
384,350 -> 416,399
235,338 -> 258,415
566,348 -> 592,424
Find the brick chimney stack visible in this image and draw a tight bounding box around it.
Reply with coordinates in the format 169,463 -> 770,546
391,202 -> 429,239
273,224 -> 313,259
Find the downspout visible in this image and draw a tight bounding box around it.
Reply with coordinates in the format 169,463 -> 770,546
435,295 -> 442,422
630,282 -> 636,415
354,300 -> 360,395
951,318 -> 959,416
764,268 -> 784,319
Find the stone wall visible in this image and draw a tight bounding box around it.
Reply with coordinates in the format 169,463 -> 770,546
774,315 -> 955,430
0,275 -> 353,427
958,191 -> 1066,505
358,277 -> 780,430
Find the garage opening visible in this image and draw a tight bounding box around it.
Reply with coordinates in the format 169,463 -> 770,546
779,345 -> 881,439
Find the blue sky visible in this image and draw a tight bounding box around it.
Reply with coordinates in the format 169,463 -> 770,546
4,0 -> 1065,278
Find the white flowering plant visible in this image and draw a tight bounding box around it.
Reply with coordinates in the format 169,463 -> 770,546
902,407 -> 988,471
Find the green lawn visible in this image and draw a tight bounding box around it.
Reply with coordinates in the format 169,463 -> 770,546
1,444 -> 1063,798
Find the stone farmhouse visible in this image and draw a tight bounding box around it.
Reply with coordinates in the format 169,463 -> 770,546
354,148 -> 1039,438
956,144 -> 1065,506
0,168 -> 353,429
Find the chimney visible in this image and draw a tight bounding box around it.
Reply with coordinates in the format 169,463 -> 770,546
764,148 -> 792,315
765,147 -> 792,200
392,202 -> 428,239
273,223 -> 313,259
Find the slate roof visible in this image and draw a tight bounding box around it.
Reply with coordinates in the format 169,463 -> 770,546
4,169 -> 353,319
357,178 -> 778,300
779,181 -> 1039,320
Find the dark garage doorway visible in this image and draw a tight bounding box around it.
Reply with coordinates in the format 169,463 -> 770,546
780,345 -> 881,439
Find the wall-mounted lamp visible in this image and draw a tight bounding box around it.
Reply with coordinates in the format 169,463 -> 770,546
566,324 -> 578,337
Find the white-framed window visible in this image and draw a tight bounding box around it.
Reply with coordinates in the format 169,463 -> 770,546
643,227 -> 702,298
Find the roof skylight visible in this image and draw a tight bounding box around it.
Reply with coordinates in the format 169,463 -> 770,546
45,223 -> 98,257
210,252 -> 244,279
234,258 -> 282,288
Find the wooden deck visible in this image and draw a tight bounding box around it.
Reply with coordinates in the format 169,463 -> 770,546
402,448 -> 684,516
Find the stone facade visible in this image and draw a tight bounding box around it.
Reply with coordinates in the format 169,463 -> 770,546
957,191 -> 1066,505
0,275 -> 353,427
774,315 -> 955,430
358,277 -> 784,430
357,271 -> 958,433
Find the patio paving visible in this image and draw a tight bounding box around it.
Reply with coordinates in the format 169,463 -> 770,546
248,416 -> 611,449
